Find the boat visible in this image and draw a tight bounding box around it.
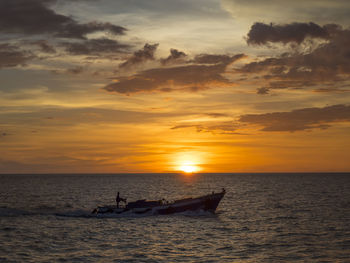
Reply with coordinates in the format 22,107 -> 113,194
92,188 -> 225,215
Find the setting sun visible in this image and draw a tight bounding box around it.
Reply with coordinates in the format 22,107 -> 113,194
173,152 -> 203,173
179,164 -> 199,173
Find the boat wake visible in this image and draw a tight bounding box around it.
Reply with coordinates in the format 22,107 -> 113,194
0,206 -> 218,219
0,206 -> 35,217
0,189 -> 225,219
58,208 -> 217,218
0,205 -> 91,218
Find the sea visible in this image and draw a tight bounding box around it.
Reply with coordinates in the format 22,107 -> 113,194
0,173 -> 349,262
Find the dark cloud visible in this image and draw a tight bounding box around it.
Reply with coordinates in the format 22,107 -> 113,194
192,54 -> 243,64
119,43 -> 159,69
246,22 -> 333,45
160,49 -> 187,65
62,38 -> 129,55
266,80 -> 313,90
0,0 -> 126,39
55,21 -> 126,39
31,40 -> 56,53
105,54 -> 244,94
170,105 -> 350,134
257,87 -> 270,95
171,122 -> 243,135
0,132 -> 9,138
169,113 -> 239,135
313,88 -> 350,93
239,23 -> 350,91
0,44 -> 34,69
0,105 -> 192,127
66,66 -> 84,74
205,113 -> 229,118
238,57 -> 282,74
105,53 -> 245,94
239,104 -> 350,132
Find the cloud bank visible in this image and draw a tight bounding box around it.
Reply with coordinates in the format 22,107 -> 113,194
241,22 -> 350,93
105,53 -> 245,94
246,22 -> 332,45
239,104 -> 350,132
0,0 -> 126,39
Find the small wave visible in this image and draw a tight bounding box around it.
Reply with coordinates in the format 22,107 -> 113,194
0,206 -> 84,218
275,216 -> 298,220
216,246 -> 233,251
0,207 -> 34,217
177,209 -> 217,217
2,227 -> 16,231
214,226 -> 232,231
34,204 -> 57,211
55,209 -> 95,218
34,203 -> 74,211
56,208 -> 218,219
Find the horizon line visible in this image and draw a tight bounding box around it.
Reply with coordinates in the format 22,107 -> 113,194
1,172 -> 350,175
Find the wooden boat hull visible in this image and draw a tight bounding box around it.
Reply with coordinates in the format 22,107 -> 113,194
92,190 -> 225,215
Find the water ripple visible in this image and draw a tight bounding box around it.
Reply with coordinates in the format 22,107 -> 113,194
0,173 -> 349,262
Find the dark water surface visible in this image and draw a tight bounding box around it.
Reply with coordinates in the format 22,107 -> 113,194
0,173 -> 349,262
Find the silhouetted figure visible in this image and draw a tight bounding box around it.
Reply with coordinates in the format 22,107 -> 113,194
116,192 -> 126,208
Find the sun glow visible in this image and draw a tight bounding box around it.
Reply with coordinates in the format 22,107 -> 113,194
177,159 -> 201,174
172,152 -> 204,174
179,164 -> 199,173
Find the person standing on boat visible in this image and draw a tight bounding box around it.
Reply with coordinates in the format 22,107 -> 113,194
116,192 -> 126,208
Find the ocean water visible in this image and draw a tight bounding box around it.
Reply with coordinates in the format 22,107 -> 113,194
0,173 -> 349,262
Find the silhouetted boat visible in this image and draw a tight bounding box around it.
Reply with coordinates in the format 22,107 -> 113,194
92,189 -> 225,215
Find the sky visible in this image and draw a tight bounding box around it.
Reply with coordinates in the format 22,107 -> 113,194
1,0 -> 350,173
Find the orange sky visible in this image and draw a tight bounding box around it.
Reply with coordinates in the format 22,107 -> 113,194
0,0 -> 350,173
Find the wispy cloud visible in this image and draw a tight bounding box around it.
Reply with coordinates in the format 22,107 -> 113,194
62,38 -> 130,56
239,104 -> 350,132
0,44 -> 35,69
